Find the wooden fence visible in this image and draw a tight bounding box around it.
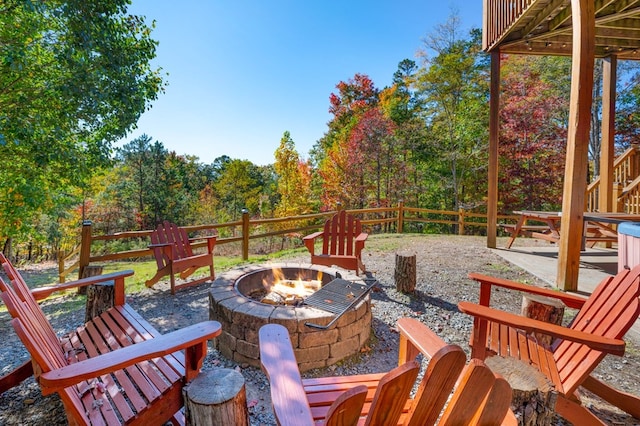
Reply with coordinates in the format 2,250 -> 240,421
58,202 -> 517,282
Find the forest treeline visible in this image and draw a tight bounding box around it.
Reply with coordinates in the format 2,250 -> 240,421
2,4 -> 640,259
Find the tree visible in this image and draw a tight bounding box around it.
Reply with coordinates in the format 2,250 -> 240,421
0,0 -> 165,246
498,55 -> 567,212
316,74 -> 381,209
274,132 -> 312,217
413,14 -> 489,212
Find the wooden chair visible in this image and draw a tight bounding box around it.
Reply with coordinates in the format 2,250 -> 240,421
259,318 -> 515,425
303,210 -> 368,274
458,265 -> 640,425
145,220 -> 216,294
0,253 -> 221,425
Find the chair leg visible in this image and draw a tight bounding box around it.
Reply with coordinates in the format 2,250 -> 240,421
555,394 -> 608,426
169,265 -> 176,295
582,375 -> 640,419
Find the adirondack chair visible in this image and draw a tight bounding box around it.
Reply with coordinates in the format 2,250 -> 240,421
145,220 -> 216,294
303,210 -> 368,274
458,264 -> 640,425
259,318 -> 516,425
0,253 -> 221,425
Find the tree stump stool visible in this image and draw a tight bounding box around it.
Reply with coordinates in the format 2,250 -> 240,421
394,252 -> 416,294
78,265 -> 104,295
485,356 -> 557,426
521,294 -> 565,347
183,368 -> 249,426
84,280 -> 115,322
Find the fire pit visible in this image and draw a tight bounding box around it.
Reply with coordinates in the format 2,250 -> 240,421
208,263 -> 372,371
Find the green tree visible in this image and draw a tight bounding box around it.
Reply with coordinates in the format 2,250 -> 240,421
0,0 -> 165,247
413,15 -> 489,212
213,159 -> 264,221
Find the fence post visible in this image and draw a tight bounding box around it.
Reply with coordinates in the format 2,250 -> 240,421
397,201 -> 404,233
241,209 -> 250,260
79,220 -> 93,279
458,208 -> 465,235
336,202 -> 343,212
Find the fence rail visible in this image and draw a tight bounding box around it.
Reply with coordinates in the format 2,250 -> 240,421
58,203 -> 518,282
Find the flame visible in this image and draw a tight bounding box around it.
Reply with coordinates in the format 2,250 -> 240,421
263,267 -> 322,300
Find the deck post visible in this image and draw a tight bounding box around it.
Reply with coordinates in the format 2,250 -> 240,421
557,0 -> 595,291
487,50 -> 501,249
397,200 -> 404,233
599,55 -> 617,215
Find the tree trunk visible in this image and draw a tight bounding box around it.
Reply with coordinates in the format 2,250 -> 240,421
184,368 -> 248,426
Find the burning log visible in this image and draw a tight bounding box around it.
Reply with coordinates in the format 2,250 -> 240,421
260,279 -> 322,305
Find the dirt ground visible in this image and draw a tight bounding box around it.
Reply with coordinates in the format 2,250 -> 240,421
1,234 -> 639,425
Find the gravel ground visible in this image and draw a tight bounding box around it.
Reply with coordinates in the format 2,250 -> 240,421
1,234 -> 639,425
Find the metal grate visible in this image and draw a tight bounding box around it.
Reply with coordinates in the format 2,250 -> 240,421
303,277 -> 377,329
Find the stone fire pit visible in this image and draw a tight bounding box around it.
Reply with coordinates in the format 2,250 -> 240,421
208,263 -> 372,371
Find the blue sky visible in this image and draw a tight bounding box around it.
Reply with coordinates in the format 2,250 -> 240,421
122,1 -> 483,166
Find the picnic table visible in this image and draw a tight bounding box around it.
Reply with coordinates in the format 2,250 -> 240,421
503,210 -> 640,249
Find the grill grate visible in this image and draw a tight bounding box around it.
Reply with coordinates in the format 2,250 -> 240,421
304,278 -> 370,314
303,277 -> 378,330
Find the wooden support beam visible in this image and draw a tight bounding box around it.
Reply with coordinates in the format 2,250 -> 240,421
599,55 -> 617,216
557,0 -> 596,291
487,51 -> 501,249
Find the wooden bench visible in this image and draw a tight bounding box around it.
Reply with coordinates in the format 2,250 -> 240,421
303,210 -> 368,274
259,318 -> 516,425
0,253 -> 221,425
459,265 -> 640,425
145,220 -> 217,294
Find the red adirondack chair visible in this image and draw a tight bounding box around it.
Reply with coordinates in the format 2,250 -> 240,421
458,265 -> 640,425
303,210 -> 368,274
0,253 -> 221,425
145,220 -> 216,294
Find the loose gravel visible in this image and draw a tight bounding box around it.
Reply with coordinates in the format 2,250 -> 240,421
1,234 -> 639,425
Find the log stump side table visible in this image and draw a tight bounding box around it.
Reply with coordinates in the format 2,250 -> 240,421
394,252 -> 416,294
183,368 -> 249,426
485,356 -> 557,426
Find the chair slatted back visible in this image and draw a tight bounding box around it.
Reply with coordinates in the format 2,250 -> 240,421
554,265 -> 640,394
150,221 -> 194,269
438,359 -> 512,425
0,277 -> 68,372
322,210 -> 362,257
364,360 -> 420,426
0,254 -> 66,369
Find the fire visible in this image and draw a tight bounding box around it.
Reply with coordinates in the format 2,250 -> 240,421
261,268 -> 323,305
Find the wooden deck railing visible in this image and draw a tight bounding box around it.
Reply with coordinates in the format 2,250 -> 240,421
586,147 -> 640,212
58,203 -> 517,282
483,0 -> 534,50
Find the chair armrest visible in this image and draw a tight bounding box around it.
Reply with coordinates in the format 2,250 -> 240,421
458,302 -> 625,356
39,320 -> 221,390
355,233 -> 368,243
468,272 -> 589,309
303,231 -> 323,242
31,270 -> 134,302
190,235 -> 217,254
303,231 -> 324,256
396,317 -> 450,360
259,324 -> 315,425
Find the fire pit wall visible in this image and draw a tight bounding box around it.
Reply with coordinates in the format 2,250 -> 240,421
208,263 -> 372,372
